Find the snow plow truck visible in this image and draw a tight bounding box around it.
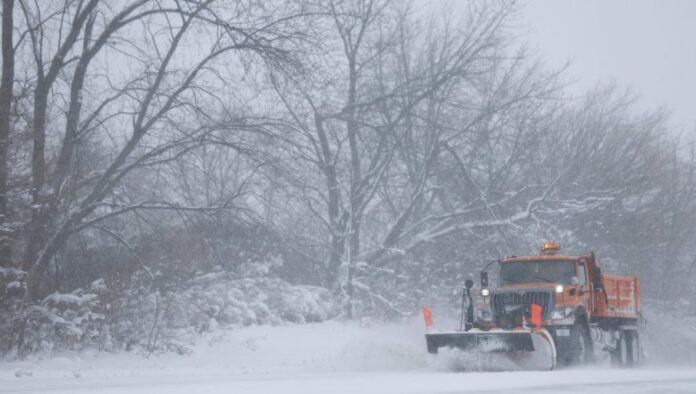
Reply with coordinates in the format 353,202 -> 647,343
424,242 -> 642,369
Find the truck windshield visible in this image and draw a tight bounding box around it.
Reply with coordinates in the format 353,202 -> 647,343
499,260 -> 576,286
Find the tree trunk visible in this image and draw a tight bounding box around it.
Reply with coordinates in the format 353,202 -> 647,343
0,0 -> 14,266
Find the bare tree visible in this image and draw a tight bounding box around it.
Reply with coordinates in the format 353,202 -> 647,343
12,0 -> 306,299
266,0 -> 572,315
0,0 -> 14,265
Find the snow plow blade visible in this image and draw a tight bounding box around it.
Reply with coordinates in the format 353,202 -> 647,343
425,328 -> 557,371
425,331 -> 535,354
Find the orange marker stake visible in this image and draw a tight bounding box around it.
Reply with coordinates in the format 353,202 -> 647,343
421,306 -> 433,331
530,304 -> 542,327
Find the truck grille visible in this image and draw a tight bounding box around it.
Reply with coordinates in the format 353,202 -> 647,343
492,291 -> 553,319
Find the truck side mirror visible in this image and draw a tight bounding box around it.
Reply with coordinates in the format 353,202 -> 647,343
465,279 -> 474,289
592,266 -> 603,290
480,272 -> 489,288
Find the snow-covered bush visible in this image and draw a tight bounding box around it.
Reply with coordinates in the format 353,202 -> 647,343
19,280 -> 111,355
0,270 -> 111,358
0,268 -> 27,356
0,261 -> 337,358
108,262 -> 338,355
181,271 -> 336,328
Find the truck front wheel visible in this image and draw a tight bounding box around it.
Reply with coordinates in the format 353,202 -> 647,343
562,321 -> 592,366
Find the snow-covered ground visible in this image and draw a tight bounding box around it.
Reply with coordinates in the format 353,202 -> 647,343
1,318 -> 695,393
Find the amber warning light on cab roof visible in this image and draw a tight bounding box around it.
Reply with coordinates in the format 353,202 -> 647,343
541,241 -> 561,255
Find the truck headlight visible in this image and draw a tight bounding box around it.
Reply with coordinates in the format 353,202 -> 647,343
551,306 -> 574,320
480,288 -> 490,297
555,284 -> 564,294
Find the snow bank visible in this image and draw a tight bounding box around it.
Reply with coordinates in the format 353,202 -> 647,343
0,319 -> 428,380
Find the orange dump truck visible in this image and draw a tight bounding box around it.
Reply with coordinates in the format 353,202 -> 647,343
425,242 -> 642,369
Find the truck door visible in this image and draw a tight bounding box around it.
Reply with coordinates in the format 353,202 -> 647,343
577,261 -> 593,313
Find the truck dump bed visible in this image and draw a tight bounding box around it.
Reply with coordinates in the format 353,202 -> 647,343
595,274 -> 641,319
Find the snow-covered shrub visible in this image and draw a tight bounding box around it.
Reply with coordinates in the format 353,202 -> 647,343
16,279 -> 111,356
181,272 -> 336,328
0,270 -> 111,358
1,255 -> 338,358
0,267 -> 27,355
109,263 -> 338,355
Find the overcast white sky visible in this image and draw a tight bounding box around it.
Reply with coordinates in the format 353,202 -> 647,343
521,0 -> 696,132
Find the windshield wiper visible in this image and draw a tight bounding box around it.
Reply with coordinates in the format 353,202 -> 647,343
503,276 -> 557,285
533,275 -> 555,283
503,278 -> 532,285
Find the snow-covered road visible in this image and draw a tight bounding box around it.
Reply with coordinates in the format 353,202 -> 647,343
1,319 -> 694,393
3,369 -> 696,394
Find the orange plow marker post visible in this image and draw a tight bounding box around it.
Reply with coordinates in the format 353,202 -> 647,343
530,304 -> 542,327
421,306 -> 433,331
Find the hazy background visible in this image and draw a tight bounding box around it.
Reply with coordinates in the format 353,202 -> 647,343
523,0 -> 696,132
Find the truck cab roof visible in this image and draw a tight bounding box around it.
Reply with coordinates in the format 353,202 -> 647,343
502,255 -> 580,263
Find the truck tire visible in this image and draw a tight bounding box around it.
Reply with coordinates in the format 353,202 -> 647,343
564,321 -> 592,366
611,333 -> 627,366
625,330 -> 641,366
